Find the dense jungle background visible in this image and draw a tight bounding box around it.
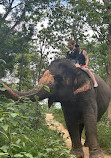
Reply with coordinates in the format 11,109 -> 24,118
0,0 -> 111,157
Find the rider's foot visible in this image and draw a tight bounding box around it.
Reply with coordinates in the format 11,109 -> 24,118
94,82 -> 98,88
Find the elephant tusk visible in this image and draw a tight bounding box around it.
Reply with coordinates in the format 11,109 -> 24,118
73,81 -> 91,95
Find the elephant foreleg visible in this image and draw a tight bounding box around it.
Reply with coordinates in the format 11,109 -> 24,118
62,110 -> 84,158
68,121 -> 84,158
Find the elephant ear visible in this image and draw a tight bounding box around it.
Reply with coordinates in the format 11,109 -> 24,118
73,80 -> 92,95
73,68 -> 92,95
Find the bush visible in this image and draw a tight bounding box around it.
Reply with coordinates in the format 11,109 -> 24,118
97,113 -> 111,154
0,97 -> 76,158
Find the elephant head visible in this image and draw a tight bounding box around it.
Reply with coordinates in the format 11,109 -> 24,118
1,58 -> 93,107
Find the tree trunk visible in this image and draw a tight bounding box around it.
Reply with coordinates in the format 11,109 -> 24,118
38,50 -> 43,82
107,29 -> 111,124
107,4 -> 111,124
18,53 -> 24,91
103,0 -> 111,124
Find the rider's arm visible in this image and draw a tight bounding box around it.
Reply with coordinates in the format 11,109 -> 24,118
83,50 -> 89,66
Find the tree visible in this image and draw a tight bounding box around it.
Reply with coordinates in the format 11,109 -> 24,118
0,0 -> 57,78
63,0 -> 111,123
1,0 -> 111,122
103,0 -> 111,124
0,0 -> 34,77
80,42 -> 108,81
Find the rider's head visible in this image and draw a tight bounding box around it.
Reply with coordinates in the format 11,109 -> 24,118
75,43 -> 80,51
68,40 -> 75,51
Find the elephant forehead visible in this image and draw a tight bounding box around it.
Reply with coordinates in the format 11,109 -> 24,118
38,70 -> 54,85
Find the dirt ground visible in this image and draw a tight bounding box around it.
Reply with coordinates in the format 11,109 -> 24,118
45,113 -> 111,158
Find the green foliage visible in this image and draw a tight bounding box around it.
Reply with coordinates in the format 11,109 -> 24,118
0,98 -> 42,158
14,53 -> 36,90
52,108 -> 66,128
14,50 -> 49,90
0,97 -> 76,158
0,81 -> 6,91
83,42 -> 108,80
0,59 -> 6,78
0,0 -> 52,79
97,112 -> 111,154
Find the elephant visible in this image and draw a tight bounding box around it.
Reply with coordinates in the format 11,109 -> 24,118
0,58 -> 111,158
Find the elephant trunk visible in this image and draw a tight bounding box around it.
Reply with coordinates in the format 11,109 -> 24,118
14,83 -> 54,101
2,83 -> 20,101
1,70 -> 55,102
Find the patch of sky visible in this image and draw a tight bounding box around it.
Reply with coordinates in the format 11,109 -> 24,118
55,102 -> 61,109
0,4 -> 5,13
0,0 -> 21,14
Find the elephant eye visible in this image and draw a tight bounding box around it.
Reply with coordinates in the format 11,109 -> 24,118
54,75 -> 63,82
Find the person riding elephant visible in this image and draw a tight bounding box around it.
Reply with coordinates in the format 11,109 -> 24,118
66,40 -> 98,87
